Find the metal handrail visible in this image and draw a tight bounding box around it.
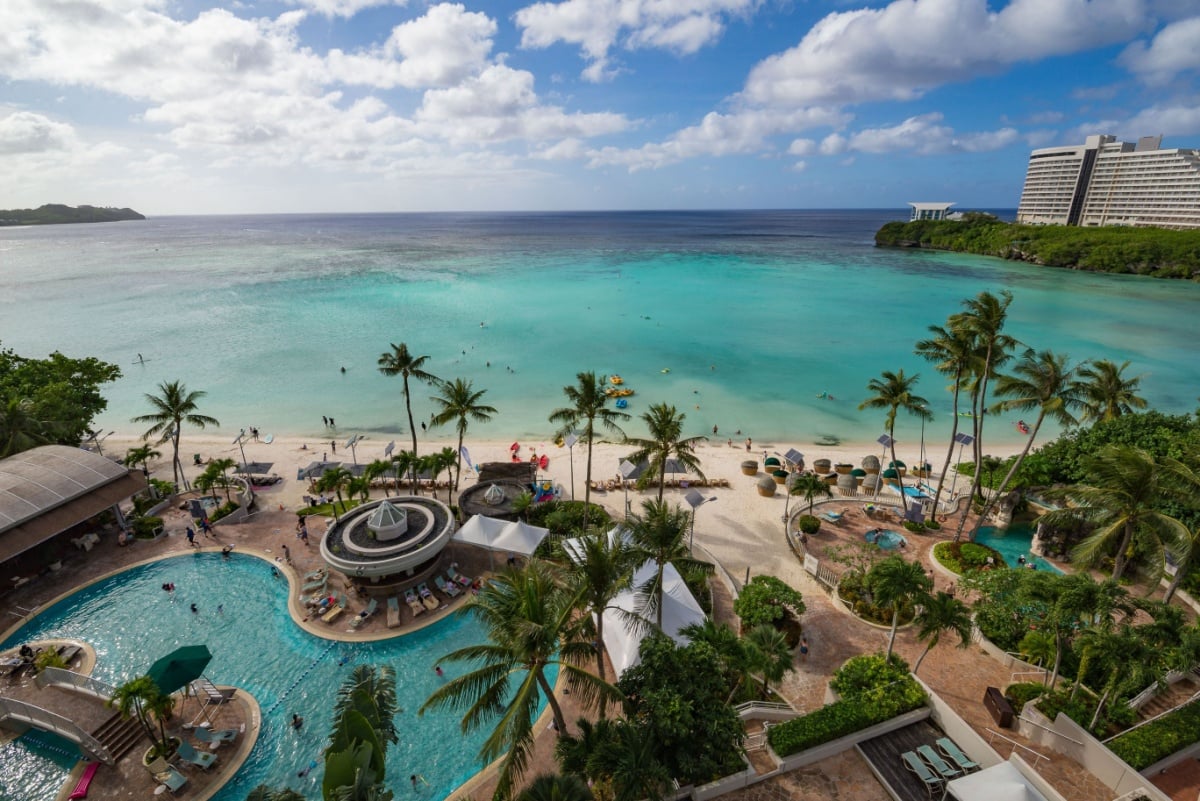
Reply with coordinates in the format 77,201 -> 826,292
734,700 -> 794,713
984,728 -> 1051,768
35,667 -> 116,700
0,697 -> 114,764
1104,690 -> 1200,744
1010,668 -> 1049,684
1016,716 -> 1084,746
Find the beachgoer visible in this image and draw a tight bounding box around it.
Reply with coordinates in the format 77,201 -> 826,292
200,519 -> 213,537
340,366 -> 346,373
217,604 -> 224,615
435,665 -> 444,677
329,417 -> 335,426
745,437 -> 752,452
420,422 -> 426,432
292,713 -> 304,730
712,425 -> 718,435
323,415 -> 328,426
190,603 -> 198,614
282,544 -> 292,564
298,760 -> 318,778
221,544 -> 233,558
1017,554 -> 1026,565
727,438 -> 732,448
331,440 -> 336,454
271,567 -> 278,579
506,552 -> 516,567
800,637 -> 809,661
185,528 -> 196,547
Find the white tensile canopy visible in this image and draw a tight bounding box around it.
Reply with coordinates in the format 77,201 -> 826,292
603,560 -> 705,676
452,515 -> 550,557
946,761 -> 1050,801
452,514 -> 508,549
561,526 -> 630,564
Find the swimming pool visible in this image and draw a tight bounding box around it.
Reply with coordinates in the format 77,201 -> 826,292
0,554 -> 539,801
865,529 -> 907,550
975,523 -> 1062,573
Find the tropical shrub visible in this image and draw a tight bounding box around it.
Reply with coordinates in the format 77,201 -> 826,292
208,501 -> 240,522
1108,700 -> 1200,770
837,571 -> 915,627
734,575 -> 805,647
527,500 -> 612,535
933,541 -> 1006,574
768,654 -> 926,757
1004,681 -> 1048,711
797,515 -> 821,535
131,516 -> 164,539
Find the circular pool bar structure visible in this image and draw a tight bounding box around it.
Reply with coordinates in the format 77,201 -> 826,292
320,496 -> 456,580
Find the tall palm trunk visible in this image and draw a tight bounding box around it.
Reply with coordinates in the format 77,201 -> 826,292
171,427 -> 182,488
403,374 -> 419,492
971,411 -> 1046,538
454,425 -> 465,494
583,427 -> 594,531
534,669 -> 567,734
930,368 -> 963,519
954,381 -> 987,542
1164,550 -> 1194,603
890,436 -> 908,513
1113,522 -> 1136,580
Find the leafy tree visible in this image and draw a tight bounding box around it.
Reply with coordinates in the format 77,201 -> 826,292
627,499 -> 714,630
560,530 -> 635,689
430,378 -> 496,493
742,624 -> 793,699
788,472 -> 831,515
511,490 -> 534,522
108,676 -> 176,760
555,718 -> 671,801
623,403 -> 705,502
131,380 -> 220,489
911,591 -> 973,674
421,560 -> 618,801
616,634 -> 744,787
1048,445 -> 1189,580
733,575 -> 805,629
1018,629 -> 1056,668
1162,456 -> 1200,603
0,343 -> 120,451
1076,359 -> 1149,424
549,371 -> 630,529
679,619 -> 751,703
377,343 -> 438,491
516,774 -> 594,801
868,556 -> 933,658
859,369 -> 931,513
316,466 -> 353,520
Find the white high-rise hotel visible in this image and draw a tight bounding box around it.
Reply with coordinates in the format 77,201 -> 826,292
1016,135 -> 1200,229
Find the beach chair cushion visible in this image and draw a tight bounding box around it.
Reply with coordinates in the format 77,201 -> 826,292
387,597 -> 401,628
405,589 -> 425,615
177,740 -> 218,770
418,583 -> 439,610
154,766 -> 188,794
447,565 -> 472,587
935,738 -> 980,772
916,745 -> 961,780
434,575 -> 460,597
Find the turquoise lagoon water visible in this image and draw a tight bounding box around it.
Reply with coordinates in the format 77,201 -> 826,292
975,523 -> 1060,573
0,554 -> 530,801
2,211 -> 1199,451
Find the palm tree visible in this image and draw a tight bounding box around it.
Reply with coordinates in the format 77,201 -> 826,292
742,624 -> 793,700
108,675 -> 176,759
627,499 -> 714,630
424,447 -> 458,500
324,664 -> 399,799
949,291 -> 1016,540
1080,624 -> 1157,731
1017,629 -> 1056,670
348,475 -> 372,503
245,787 -> 306,801
680,619 -> 749,703
789,472 -> 832,515
517,774 -> 594,801
869,556 -> 933,658
858,369 -> 931,513
1051,445 -> 1189,581
911,591 -> 973,674
364,458 -> 395,497
623,403 -> 706,503
0,396 -> 54,457
1157,456 -> 1200,603
123,443 -> 161,477
971,349 -> 1081,537
391,450 -> 416,495
430,378 -> 496,493
210,457 -> 237,503
131,380 -> 220,489
915,321 -> 977,515
316,466 -> 353,520
377,343 -> 438,488
549,371 -> 630,524
420,560 -> 617,801
561,530 -> 635,689
1076,359 -> 1148,423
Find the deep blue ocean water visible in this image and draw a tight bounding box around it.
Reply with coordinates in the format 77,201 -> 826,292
2,210 -> 1198,449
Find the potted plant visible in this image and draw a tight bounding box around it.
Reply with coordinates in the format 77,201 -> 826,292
108,676 -> 179,764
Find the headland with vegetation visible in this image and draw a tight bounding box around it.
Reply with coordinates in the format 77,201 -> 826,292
0,203 -> 145,226
875,213 -> 1200,280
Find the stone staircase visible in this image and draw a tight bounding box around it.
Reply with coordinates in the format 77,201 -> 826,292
91,712 -> 145,762
1137,680 -> 1200,721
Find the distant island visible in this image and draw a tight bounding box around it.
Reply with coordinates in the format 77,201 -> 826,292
0,204 -> 145,226
875,213 -> 1200,280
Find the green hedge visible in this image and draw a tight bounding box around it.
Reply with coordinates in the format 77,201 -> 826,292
933,541 -> 1006,574
1004,682 -> 1048,711
767,655 -> 926,757
1108,699 -> 1200,770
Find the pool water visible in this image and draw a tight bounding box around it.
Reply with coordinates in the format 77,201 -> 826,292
865,529 -> 907,550
0,554 -> 547,801
975,523 -> 1062,573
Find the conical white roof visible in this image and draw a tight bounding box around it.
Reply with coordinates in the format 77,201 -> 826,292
368,501 -> 408,540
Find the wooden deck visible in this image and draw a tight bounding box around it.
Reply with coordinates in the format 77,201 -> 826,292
856,720 -> 953,801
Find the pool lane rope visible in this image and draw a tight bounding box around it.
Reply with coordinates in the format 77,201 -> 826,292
263,640 -> 340,717
19,732 -> 82,762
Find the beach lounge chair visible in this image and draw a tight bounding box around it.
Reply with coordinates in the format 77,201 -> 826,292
916,744 -> 962,781
405,589 -> 425,616
447,565 -> 472,587
303,568 -> 326,581
387,597 -> 401,628
194,725 -> 238,745
434,575 -> 461,598
936,738 -> 981,773
350,598 -> 379,629
901,751 -> 943,798
322,600 -> 346,624
177,739 -> 218,770
302,576 -> 327,593
820,510 -> 844,523
57,644 -> 82,665
151,763 -> 188,794
418,583 -> 439,610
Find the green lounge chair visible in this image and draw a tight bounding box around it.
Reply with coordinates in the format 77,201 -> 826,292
350,598 -> 379,629
434,575 -> 461,597
195,725 -> 238,745
447,565 -> 472,587
936,738 -> 981,772
901,751 -> 942,798
153,765 -> 188,794
177,739 -> 218,770
917,744 -> 962,780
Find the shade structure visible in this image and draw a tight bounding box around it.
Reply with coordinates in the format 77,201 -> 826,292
494,519 -> 550,556
603,560 -> 705,676
620,458 -> 686,479
146,645 -> 212,695
234,461 -> 274,475
882,468 -> 899,479
888,460 -> 907,469
946,761 -> 1049,801
299,460 -> 341,480
452,514 -> 508,550
562,526 -> 631,564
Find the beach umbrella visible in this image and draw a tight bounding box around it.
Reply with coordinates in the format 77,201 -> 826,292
764,457 -> 781,467
146,645 -> 212,695
882,468 -> 899,479
888,460 -> 907,469
851,468 -> 867,477
234,461 -> 274,475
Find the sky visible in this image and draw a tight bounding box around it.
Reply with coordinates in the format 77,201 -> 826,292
2,0 -> 1200,214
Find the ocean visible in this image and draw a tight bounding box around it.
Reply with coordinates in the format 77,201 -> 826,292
2,210 -> 1197,449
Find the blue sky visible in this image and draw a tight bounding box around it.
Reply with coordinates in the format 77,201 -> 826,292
2,0 -> 1199,214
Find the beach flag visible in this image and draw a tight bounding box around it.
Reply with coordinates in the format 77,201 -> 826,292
460,446 -> 475,473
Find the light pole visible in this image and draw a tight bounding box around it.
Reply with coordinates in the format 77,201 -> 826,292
918,406 -> 928,474
346,434 -> 363,465
233,429 -> 254,499
85,429 -> 113,456
873,434 -> 894,499
565,432 -> 579,501
947,432 -> 974,500
685,489 -> 718,555
619,459 -> 638,520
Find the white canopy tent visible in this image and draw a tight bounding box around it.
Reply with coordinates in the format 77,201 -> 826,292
944,761 -> 1051,801
561,526 -> 630,564
494,519 -> 550,556
603,560 -> 706,676
452,514 -> 508,549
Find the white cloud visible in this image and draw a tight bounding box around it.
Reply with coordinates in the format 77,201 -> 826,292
1123,102 -> 1200,136
791,160 -> 806,172
285,0 -> 403,17
819,133 -> 846,156
0,110 -> 77,154
744,0 -> 1151,108
516,0 -> 757,82
787,138 -> 815,156
835,114 -> 1019,155
1119,15 -> 1200,84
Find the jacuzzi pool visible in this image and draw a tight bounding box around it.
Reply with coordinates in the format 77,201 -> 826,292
865,529 -> 907,550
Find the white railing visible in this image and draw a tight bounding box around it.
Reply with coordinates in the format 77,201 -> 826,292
35,667 -> 116,701
0,697 -> 114,764
1010,667 -> 1049,684
985,727 -> 1051,768
734,700 -> 793,714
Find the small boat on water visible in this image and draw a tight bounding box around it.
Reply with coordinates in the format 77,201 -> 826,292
1016,420 -> 1031,435
615,398 -> 628,409
610,375 -> 623,385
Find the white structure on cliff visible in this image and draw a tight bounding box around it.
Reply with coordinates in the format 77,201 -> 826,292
1016,134 -> 1200,229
